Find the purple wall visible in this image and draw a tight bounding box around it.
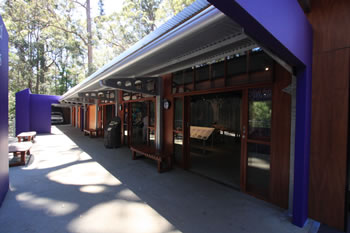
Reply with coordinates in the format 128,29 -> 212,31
0,15 -> 9,206
30,94 -> 60,133
209,0 -> 313,227
16,90 -> 60,135
15,89 -> 31,136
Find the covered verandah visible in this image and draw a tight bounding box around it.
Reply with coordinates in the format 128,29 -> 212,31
1,125 -> 316,233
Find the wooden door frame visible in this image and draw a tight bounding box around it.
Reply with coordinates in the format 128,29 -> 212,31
180,84 -> 274,194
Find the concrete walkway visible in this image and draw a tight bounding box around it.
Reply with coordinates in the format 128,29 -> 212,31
1,125 -> 315,233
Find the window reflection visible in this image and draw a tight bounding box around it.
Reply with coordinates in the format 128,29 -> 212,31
246,143 -> 270,198
248,88 -> 272,141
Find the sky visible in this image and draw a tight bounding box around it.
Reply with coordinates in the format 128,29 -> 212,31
90,0 -> 124,17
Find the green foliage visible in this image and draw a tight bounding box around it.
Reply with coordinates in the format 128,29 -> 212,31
3,0 -> 195,135
249,101 -> 272,128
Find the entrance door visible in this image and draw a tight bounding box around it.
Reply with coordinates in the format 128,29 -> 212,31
242,87 -> 272,200
183,92 -> 242,188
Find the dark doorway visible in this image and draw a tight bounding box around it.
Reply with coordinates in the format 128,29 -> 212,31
51,106 -> 71,125
189,91 -> 242,188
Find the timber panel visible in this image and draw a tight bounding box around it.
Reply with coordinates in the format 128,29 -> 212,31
88,105 -> 96,130
308,0 -> 350,53
309,48 -> 349,231
163,74 -> 174,156
270,64 -> 291,209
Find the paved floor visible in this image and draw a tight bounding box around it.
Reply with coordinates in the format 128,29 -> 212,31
1,125 -> 316,233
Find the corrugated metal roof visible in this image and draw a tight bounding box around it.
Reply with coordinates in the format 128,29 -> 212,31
60,0 -> 255,102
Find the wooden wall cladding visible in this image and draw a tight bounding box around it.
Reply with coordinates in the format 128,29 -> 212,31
77,107 -> 81,128
162,74 -> 174,155
308,0 -> 350,53
309,48 -> 349,231
72,107 -> 76,127
88,105 -> 96,130
307,0 -> 350,230
270,64 -> 291,209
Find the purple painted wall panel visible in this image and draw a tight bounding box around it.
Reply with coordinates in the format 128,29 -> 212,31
0,15 -> 9,206
209,0 -> 313,227
16,91 -> 60,135
15,89 -> 31,136
30,94 -> 60,134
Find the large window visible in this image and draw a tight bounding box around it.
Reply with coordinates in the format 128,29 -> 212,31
171,50 -> 274,94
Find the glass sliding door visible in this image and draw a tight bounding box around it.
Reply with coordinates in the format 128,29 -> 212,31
245,88 -> 272,199
173,98 -> 184,166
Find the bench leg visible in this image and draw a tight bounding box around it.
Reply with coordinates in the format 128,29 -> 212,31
27,150 -> 30,155
157,161 -> 161,173
20,151 -> 26,165
132,151 -> 136,160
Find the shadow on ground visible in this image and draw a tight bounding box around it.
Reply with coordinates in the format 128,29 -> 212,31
0,125 -> 313,233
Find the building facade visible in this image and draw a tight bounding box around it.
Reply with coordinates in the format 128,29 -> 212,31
60,0 -> 350,231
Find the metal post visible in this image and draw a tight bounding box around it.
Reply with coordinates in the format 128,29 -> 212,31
75,106 -> 78,128
70,106 -> 72,126
95,99 -> 98,130
115,90 -> 118,117
83,101 -> 86,130
155,78 -> 163,151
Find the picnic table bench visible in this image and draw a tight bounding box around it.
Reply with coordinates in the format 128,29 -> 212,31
130,144 -> 172,173
17,131 -> 36,142
8,142 -> 32,167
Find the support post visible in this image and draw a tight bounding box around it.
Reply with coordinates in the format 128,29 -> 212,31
115,90 -> 118,117
70,106 -> 72,126
75,106 -> 78,128
95,100 -> 98,130
292,66 -> 312,227
155,78 -> 163,151
83,101 -> 86,131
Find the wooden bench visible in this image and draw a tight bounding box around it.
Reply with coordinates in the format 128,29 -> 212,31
17,131 -> 37,142
8,142 -> 33,167
84,128 -> 103,138
130,144 -> 172,173
84,129 -> 98,138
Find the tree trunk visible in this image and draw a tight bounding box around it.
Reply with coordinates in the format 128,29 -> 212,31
86,0 -> 93,74
36,61 -> 40,94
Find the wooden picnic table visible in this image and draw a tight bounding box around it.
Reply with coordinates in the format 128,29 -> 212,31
8,142 -> 33,167
17,131 -> 37,142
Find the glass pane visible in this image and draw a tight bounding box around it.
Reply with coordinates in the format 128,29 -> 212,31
227,54 -> 247,76
172,68 -> 193,93
174,132 -> 183,164
174,98 -> 183,131
131,102 -> 147,145
212,61 -> 225,79
249,50 -> 274,73
189,92 -> 242,187
246,143 -> 270,198
123,103 -> 128,145
149,101 -> 155,127
195,65 -> 209,82
123,92 -> 131,101
148,128 -> 155,147
248,88 -> 272,141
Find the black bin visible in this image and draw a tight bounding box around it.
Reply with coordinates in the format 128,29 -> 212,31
104,117 -> 121,148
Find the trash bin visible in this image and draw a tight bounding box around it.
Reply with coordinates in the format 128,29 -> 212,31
104,117 -> 121,148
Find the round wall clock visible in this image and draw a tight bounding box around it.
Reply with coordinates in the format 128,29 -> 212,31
163,99 -> 171,110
